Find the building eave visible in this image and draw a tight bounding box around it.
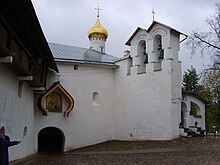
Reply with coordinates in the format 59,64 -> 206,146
182,91 -> 209,104
55,58 -> 119,69
147,21 -> 183,35
0,0 -> 58,72
125,27 -> 143,46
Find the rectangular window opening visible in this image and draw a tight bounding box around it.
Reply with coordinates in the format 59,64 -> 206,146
18,81 -> 24,97
73,65 -> 78,70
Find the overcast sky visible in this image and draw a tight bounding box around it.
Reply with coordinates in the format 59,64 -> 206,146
31,0 -> 219,72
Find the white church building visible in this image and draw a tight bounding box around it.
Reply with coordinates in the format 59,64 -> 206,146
0,1 -> 206,162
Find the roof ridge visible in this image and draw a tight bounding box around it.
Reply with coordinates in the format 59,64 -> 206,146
49,42 -> 87,50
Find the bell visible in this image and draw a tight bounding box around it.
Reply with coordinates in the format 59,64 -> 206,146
158,49 -> 164,60
144,53 -> 148,64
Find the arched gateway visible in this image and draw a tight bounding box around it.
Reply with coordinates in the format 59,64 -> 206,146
38,127 -> 65,153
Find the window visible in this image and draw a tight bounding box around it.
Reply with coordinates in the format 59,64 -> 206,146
73,65 -> 78,70
190,104 -> 197,116
18,81 -> 24,97
93,92 -> 99,106
190,102 -> 201,118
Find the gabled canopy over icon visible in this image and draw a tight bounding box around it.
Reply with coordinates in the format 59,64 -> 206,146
38,81 -> 74,117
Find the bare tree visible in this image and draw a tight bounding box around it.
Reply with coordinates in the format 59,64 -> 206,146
186,3 -> 220,70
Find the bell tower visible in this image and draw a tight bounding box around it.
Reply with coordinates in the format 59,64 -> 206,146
88,5 -> 108,53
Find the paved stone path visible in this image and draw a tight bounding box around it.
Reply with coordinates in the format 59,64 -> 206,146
10,137 -> 220,165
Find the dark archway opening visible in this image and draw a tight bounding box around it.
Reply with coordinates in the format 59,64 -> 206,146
38,127 -> 65,153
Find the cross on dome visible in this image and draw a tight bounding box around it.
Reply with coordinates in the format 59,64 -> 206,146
95,5 -> 102,17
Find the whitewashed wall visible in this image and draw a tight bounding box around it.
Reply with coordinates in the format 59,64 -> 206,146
112,23 -> 182,140
0,64 -> 36,161
89,38 -> 106,53
113,58 -> 181,140
169,60 -> 182,137
35,63 -> 115,150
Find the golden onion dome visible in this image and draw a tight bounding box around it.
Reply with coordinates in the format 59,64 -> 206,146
88,17 -> 108,39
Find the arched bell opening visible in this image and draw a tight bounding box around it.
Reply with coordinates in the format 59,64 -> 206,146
136,40 -> 147,74
152,34 -> 164,71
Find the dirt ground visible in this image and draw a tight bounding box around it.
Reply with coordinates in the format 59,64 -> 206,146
11,136 -> 220,165
73,136 -> 220,152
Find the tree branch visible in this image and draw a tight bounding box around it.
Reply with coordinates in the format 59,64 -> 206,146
194,33 -> 220,50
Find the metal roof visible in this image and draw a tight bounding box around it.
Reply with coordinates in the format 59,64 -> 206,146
146,21 -> 182,34
49,42 -> 119,67
125,27 -> 146,46
126,21 -> 184,46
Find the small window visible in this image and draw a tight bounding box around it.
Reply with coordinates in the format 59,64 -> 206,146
23,126 -> 28,137
18,81 -> 24,97
190,105 -> 197,116
190,102 -> 200,117
73,65 -> 78,70
93,92 -> 99,106
127,57 -> 132,76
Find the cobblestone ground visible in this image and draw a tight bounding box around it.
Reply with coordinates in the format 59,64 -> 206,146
11,137 -> 220,165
